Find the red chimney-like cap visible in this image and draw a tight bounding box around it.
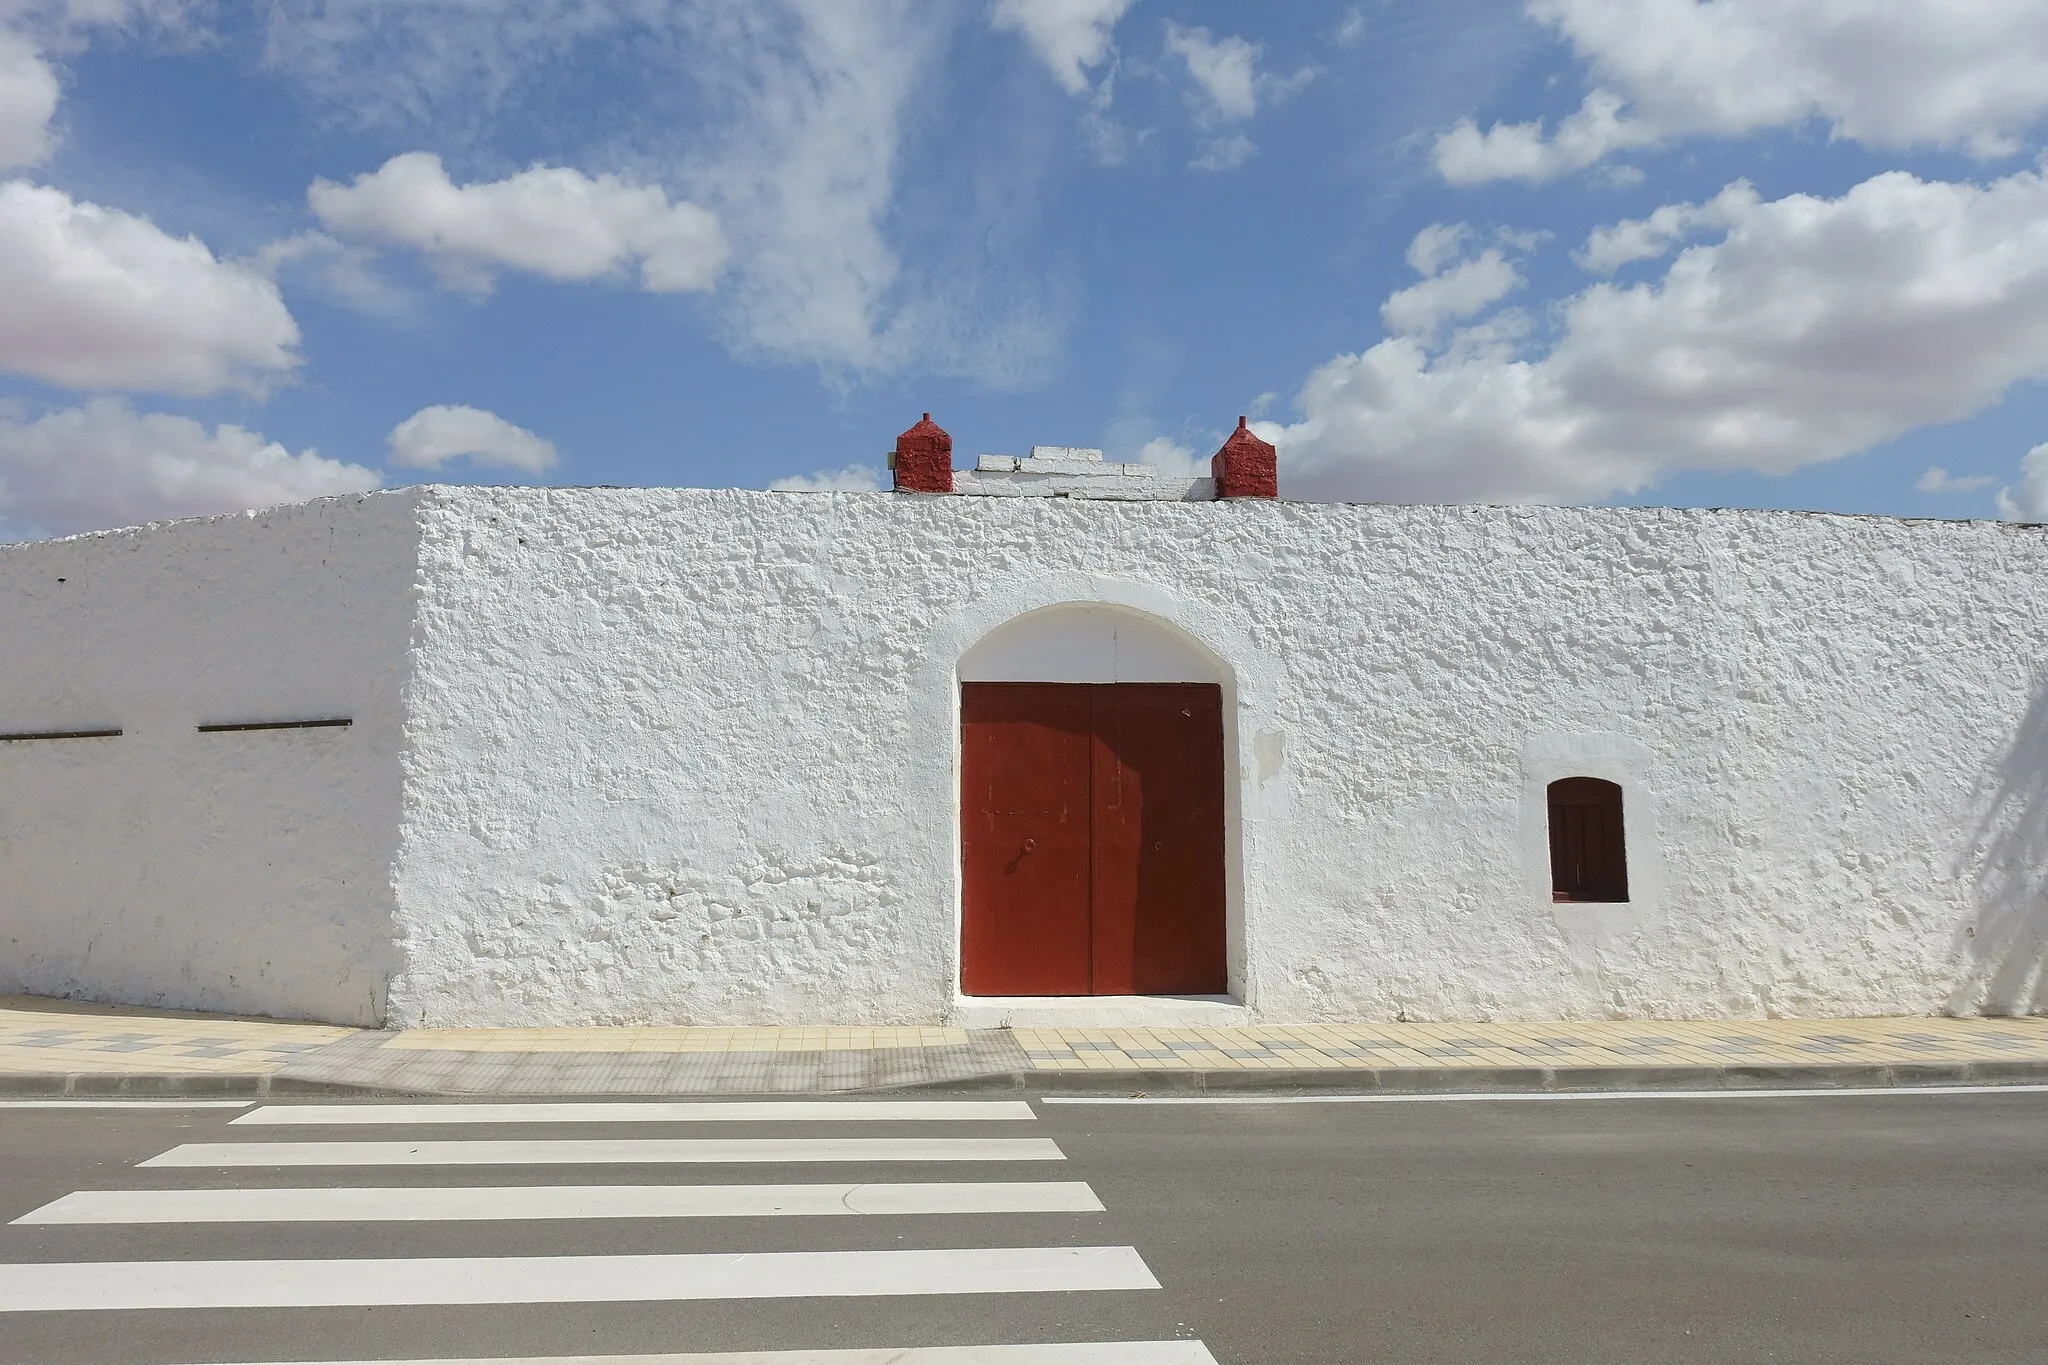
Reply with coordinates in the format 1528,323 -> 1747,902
1211,416 -> 1277,499
893,412 -> 953,493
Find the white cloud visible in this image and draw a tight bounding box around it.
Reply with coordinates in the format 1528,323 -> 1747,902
263,1 -> 1059,383
769,463 -> 883,492
1163,22 -> 1259,122
990,0 -> 1133,95
1379,253 -> 1520,340
1917,466 -> 1997,495
15,1 -> 207,38
1437,88 -> 1652,187
0,29 -> 57,169
255,0 -> 652,129
1438,0 -> 2048,184
0,399 -> 379,540
0,0 -> 211,169
1381,225 -> 1525,341
386,404 -> 558,475
686,2 -> 1060,382
0,179 -> 301,395
1405,222 -> 1468,277
1275,167 -> 2048,505
1158,20 -> 1311,172
1080,74 -> 1131,166
309,152 -> 726,296
687,3 -> 931,370
1161,20 -> 1314,126
1998,444 -> 2048,521
1576,183 -> 1754,273
1135,435 -> 1205,478
1189,134 -> 1254,172
254,230 -> 417,321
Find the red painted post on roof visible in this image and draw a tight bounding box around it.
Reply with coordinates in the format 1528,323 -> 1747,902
892,413 -> 953,493
1211,416 -> 1277,499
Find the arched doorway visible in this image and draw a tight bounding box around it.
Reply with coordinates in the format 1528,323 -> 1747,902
958,607 -> 1228,997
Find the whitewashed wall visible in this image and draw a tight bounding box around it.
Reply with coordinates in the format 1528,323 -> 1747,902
386,487 -> 2048,1025
0,494 -> 419,1025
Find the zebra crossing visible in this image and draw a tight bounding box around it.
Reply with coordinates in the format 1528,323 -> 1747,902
135,1137 -> 1069,1168
0,1098 -> 1220,1363
21,1180 -> 1106,1223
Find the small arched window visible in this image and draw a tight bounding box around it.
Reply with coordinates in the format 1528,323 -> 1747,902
1548,777 -> 1628,903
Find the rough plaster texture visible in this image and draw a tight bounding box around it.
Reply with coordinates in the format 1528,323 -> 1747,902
8,485 -> 2048,1027
0,495 -> 419,1024
386,487 -> 2048,1026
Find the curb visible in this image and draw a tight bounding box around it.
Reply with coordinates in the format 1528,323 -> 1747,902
3,1060 -> 2047,1099
897,1059 -> 2048,1095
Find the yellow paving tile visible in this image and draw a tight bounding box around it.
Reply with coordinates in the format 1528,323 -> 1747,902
0,997 -> 355,1075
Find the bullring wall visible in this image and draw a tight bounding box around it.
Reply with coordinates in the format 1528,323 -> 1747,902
384,486 -> 2048,1026
0,494 -> 418,1025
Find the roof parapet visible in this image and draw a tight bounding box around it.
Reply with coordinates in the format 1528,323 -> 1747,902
889,416 -> 1275,501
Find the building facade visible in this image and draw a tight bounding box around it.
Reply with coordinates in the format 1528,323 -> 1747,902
3,421 -> 2044,1027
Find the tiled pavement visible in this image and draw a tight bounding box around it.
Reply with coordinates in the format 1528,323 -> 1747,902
4,994 -> 2047,1095
1009,1016 -> 2048,1072
0,995 -> 354,1080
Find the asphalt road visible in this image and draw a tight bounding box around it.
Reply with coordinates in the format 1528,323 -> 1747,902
0,1087 -> 2042,1363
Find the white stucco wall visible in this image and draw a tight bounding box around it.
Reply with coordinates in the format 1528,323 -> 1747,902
384,486 -> 2048,1025
0,493 -> 420,1025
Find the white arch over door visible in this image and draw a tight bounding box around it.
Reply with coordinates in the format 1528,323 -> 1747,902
959,604 -> 1224,684
941,594 -> 1252,1023
914,575 -> 1270,1023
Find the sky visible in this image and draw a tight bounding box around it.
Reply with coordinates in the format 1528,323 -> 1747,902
5,0 -> 2048,540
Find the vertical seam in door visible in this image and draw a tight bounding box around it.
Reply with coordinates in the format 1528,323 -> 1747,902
1085,685 -> 1098,995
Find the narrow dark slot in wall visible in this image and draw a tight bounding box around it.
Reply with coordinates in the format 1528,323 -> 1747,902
196,719 -> 353,733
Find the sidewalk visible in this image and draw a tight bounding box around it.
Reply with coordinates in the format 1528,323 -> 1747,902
4,994 -> 2047,1096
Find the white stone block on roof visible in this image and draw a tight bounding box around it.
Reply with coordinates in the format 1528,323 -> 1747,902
1019,447 -> 1106,474
954,442 -> 1212,499
952,469 -> 1217,501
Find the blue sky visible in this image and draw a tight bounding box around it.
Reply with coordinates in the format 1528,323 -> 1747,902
4,0 -> 2048,539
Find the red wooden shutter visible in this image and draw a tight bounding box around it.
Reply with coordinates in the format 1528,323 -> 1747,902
1548,777 -> 1629,903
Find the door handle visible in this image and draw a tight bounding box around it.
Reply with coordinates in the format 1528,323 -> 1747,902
1022,838 -> 1037,854
1152,840 -> 1165,852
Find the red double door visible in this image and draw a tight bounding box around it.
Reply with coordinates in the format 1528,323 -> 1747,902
961,682 -> 1226,997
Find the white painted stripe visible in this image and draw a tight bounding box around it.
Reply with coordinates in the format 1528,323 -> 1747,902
157,1344 -> 1218,1365
1042,1082 -> 2048,1106
0,1246 -> 1159,1312
17,1180 -> 1105,1224
141,1138 -> 1064,1168
234,1101 -> 1037,1125
0,1100 -> 252,1109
